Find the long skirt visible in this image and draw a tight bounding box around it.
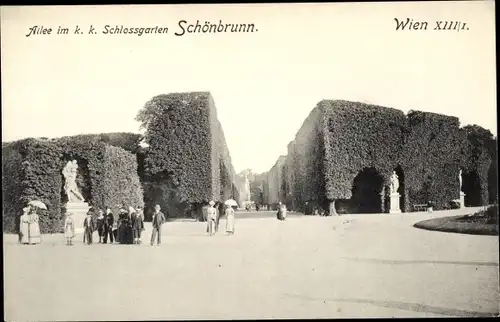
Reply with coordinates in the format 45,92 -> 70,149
20,222 -> 30,244
207,219 -> 216,235
226,214 -> 235,233
29,223 -> 42,244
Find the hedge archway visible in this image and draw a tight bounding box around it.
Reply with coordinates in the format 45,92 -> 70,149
350,167 -> 384,213
463,170 -> 481,207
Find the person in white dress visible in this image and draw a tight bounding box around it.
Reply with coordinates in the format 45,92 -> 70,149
225,205 -> 235,235
206,201 -> 217,236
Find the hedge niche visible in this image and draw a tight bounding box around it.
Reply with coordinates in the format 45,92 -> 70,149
460,125 -> 495,206
2,135 -> 144,233
136,91 -> 238,219
2,138 -> 63,233
57,135 -> 144,214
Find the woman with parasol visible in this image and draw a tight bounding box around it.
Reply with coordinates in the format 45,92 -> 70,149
26,200 -> 44,244
224,198 -> 238,235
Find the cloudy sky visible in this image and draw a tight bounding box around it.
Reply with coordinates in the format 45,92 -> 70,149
1,2 -> 496,174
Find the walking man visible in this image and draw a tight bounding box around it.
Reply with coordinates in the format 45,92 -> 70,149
150,204 -> 165,246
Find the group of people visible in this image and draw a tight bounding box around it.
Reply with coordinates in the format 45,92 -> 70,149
18,199 -> 241,246
18,205 -> 42,245
63,204 -> 167,246
276,201 -> 287,220
205,200 -> 236,236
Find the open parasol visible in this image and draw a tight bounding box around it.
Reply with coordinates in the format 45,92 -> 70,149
224,199 -> 238,207
28,200 -> 47,210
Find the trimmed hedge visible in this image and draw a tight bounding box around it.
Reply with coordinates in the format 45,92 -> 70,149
136,92 -> 238,218
277,99 -> 470,214
402,111 -> 462,210
2,136 -> 144,233
266,156 -> 286,209
2,138 -> 63,233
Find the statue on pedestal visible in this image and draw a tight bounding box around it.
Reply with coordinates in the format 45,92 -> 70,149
62,160 -> 85,202
244,173 -> 251,202
390,171 -> 399,195
459,169 -> 463,193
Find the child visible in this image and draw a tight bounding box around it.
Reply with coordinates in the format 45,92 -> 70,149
64,212 -> 75,246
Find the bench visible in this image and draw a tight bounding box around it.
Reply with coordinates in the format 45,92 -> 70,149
413,204 -> 428,212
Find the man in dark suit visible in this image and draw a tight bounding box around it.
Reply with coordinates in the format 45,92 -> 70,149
103,206 -> 114,244
150,204 -> 166,246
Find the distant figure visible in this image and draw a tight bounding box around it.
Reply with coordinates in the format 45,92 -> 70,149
19,207 -> 30,244
150,204 -> 166,246
206,201 -> 217,236
83,212 -> 94,245
225,205 -> 235,235
280,203 -> 287,220
64,212 -> 75,246
103,207 -> 114,244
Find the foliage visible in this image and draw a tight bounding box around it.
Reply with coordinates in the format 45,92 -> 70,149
2,136 -> 143,233
2,139 -> 63,233
99,145 -> 144,216
136,92 -> 238,217
280,100 -> 469,213
401,111 -> 463,210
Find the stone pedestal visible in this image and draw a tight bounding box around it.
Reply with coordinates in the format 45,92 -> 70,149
65,202 -> 90,233
329,200 -> 338,216
459,191 -> 466,209
389,193 -> 402,214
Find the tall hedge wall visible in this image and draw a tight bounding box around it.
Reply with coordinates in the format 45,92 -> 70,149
2,136 -> 144,233
322,100 -> 407,202
2,138 -> 63,233
401,111 -> 462,210
136,91 -> 238,218
275,99 -> 469,214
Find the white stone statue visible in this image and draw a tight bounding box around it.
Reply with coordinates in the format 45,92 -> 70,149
390,171 -> 399,195
62,160 -> 85,202
459,169 -> 463,192
244,173 -> 251,202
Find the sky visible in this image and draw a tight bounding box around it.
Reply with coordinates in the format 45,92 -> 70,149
1,2 -> 496,174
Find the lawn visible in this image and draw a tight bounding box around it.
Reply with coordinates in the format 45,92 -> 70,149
4,208 -> 499,320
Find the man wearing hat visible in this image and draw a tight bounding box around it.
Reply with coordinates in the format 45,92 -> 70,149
103,206 -> 114,244
150,204 -> 166,246
206,201 -> 217,236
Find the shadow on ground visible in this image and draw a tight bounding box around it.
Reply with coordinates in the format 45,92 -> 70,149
284,294 -> 499,317
340,257 -> 499,267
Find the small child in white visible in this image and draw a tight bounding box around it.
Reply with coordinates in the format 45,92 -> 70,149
64,212 -> 75,246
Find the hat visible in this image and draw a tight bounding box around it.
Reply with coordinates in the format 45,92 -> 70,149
22,207 -> 29,212
209,200 -> 215,206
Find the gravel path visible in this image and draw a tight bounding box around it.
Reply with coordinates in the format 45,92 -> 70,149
4,207 -> 498,320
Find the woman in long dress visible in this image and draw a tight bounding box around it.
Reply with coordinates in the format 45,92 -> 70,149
28,207 -> 42,244
64,212 -> 75,246
19,207 -> 30,244
206,201 -> 217,236
225,205 -> 235,235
